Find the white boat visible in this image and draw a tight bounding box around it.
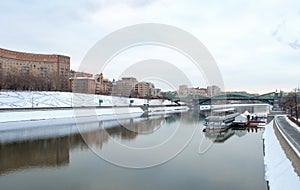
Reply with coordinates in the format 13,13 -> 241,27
203,108 -> 240,129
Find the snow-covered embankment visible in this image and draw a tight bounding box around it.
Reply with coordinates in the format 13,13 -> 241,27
263,120 -> 300,190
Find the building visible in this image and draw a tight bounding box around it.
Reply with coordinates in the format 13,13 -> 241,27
112,77 -> 138,97
70,70 -> 93,92
188,87 -> 207,96
207,85 -> 221,96
95,73 -> 103,94
178,85 -> 208,96
150,88 -> 162,98
72,77 -> 96,94
70,70 -> 93,78
0,47 -> 70,91
178,85 -> 188,95
134,82 -> 155,98
102,79 -> 111,95
94,73 -> 112,95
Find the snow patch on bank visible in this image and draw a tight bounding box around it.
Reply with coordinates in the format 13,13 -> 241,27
263,121 -> 300,190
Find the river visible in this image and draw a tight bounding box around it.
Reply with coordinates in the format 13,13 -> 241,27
0,106 -> 269,190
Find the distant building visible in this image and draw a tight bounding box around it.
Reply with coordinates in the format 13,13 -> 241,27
95,73 -> 104,94
0,47 -> 70,91
102,79 -> 112,95
112,77 -> 138,97
178,85 -> 208,96
188,87 -> 207,96
70,70 -> 93,78
207,85 -> 221,96
178,85 -> 188,95
134,82 -> 155,98
150,88 -> 162,98
72,77 -> 96,94
95,73 -> 111,95
70,70 -> 94,92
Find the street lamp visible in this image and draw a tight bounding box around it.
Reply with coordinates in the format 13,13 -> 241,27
295,88 -> 299,120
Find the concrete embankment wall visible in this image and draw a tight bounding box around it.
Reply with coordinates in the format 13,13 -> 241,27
0,107 -> 144,124
273,119 -> 300,177
0,105 -> 189,128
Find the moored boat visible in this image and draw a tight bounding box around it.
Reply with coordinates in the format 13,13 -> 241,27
203,108 -> 240,129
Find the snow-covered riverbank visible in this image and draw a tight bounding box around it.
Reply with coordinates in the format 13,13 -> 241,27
263,120 -> 300,190
0,91 -> 176,108
0,91 -> 189,130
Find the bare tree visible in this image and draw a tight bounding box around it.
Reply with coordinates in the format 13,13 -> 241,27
1,71 -> 60,91
280,90 -> 299,119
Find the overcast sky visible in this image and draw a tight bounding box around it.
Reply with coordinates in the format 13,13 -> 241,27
1,0 -> 299,94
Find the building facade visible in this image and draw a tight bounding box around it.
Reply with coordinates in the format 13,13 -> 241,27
188,87 -> 207,96
207,85 -> 221,96
94,73 -> 111,95
70,70 -> 93,78
112,77 -> 138,97
72,77 -> 96,94
70,70 -> 94,92
178,85 -> 188,95
150,88 -> 162,98
178,85 -> 208,96
0,47 -> 70,91
134,82 -> 155,98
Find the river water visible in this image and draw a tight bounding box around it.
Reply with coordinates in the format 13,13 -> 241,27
0,107 -> 268,190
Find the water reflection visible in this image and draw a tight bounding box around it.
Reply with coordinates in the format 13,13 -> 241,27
203,127 -> 264,143
0,137 -> 69,175
0,114 -> 180,175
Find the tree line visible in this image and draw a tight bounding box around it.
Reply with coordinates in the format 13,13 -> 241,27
0,72 -> 59,91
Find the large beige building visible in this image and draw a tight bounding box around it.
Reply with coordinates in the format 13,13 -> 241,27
0,47 -> 70,91
112,77 -> 138,97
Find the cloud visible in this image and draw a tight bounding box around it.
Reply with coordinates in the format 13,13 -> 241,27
288,40 -> 300,49
270,6 -> 300,50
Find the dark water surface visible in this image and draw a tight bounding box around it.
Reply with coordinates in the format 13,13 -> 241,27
0,112 -> 267,190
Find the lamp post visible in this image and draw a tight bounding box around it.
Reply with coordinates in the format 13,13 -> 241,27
31,91 -> 34,108
295,88 -> 299,120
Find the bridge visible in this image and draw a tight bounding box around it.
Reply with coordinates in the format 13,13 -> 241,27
179,91 -> 285,106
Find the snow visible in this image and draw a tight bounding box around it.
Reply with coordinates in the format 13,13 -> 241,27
234,114 -> 247,123
0,91 -> 175,108
0,107 -> 144,124
148,106 -> 189,115
0,91 -> 189,130
263,121 -> 300,190
243,110 -> 251,115
287,117 -> 300,133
